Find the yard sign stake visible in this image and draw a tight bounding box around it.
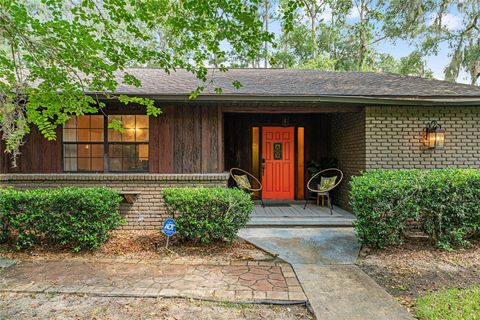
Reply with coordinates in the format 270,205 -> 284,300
162,218 -> 176,250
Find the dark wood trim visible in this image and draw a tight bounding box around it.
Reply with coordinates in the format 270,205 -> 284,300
222,105 -> 363,113
218,107 -> 224,172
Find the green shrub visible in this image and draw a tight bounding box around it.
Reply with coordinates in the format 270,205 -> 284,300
162,187 -> 254,243
0,187 -> 124,251
351,169 -> 480,249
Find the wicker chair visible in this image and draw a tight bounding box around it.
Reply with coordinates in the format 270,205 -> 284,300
229,168 -> 264,207
303,168 -> 343,214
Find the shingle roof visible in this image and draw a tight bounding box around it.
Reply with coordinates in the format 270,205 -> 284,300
112,68 -> 480,98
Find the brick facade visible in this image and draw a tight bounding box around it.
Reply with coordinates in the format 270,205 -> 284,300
0,174 -> 229,230
329,112 -> 366,210
328,106 -> 480,211
365,106 -> 480,169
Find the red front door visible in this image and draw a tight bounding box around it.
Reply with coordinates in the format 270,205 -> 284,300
262,127 -> 295,199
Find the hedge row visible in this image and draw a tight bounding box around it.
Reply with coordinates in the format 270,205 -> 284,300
0,187 -> 123,251
162,187 -> 253,243
350,169 -> 480,249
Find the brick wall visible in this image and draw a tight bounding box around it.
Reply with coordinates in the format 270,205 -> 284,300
0,174 -> 229,230
329,112 -> 366,210
365,106 -> 480,169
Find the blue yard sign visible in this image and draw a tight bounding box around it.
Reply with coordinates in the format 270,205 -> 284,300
162,218 -> 176,250
162,218 -> 176,237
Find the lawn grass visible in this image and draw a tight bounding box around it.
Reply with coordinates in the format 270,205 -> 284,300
416,286 -> 480,320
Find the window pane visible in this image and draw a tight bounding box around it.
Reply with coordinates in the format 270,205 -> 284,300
108,129 -> 122,142
122,158 -> 137,171
64,117 -> 77,128
297,127 -> 305,199
90,129 -> 104,142
136,129 -> 148,142
91,144 -> 104,157
138,144 -> 148,158
91,158 -> 104,171
109,144 -> 122,157
63,129 -> 77,142
77,129 -> 90,141
91,115 -> 104,128
123,115 -> 135,129
109,158 -> 122,171
78,158 -> 91,171
139,158 -> 149,170
64,158 -> 77,171
108,115 -> 121,125
251,127 -> 260,194
64,144 -> 77,157
123,144 -> 136,157
63,114 -> 150,173
136,116 -> 149,128
77,144 -> 91,157
123,129 -> 135,142
77,116 -> 90,128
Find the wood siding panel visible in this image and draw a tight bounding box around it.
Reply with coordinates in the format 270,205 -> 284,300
201,105 -> 222,173
159,104 -> 222,174
173,105 -> 201,173
150,105 -> 175,173
0,126 -> 62,173
149,115 -> 160,173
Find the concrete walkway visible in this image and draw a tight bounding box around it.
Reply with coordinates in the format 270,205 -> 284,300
238,228 -> 414,320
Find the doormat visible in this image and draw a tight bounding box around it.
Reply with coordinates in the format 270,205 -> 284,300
265,203 -> 291,207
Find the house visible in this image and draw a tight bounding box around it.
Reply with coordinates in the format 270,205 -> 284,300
1,68 -> 480,229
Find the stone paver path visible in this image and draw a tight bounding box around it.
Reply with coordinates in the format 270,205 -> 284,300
0,259 -> 307,302
0,259 -> 16,269
239,228 -> 414,320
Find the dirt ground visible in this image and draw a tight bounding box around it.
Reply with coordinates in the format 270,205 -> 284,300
0,293 -> 312,320
356,239 -> 480,313
0,230 -> 272,262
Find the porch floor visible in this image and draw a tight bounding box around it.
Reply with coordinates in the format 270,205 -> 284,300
248,201 -> 356,227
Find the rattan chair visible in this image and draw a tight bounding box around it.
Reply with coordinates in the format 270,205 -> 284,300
229,168 -> 264,207
304,168 -> 343,214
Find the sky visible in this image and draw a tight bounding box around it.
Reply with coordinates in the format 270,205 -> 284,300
263,4 -> 472,84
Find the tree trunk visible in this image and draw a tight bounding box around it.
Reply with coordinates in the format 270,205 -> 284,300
311,12 -> 317,58
358,0 -> 366,70
264,0 -> 269,68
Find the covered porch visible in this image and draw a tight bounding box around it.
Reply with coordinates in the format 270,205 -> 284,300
223,104 -> 365,212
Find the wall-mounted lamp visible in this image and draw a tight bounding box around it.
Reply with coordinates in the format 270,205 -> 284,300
281,115 -> 290,127
424,121 -> 445,149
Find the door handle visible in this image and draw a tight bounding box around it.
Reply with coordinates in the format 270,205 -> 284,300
261,158 -> 266,176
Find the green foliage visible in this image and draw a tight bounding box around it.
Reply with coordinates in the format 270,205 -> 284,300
268,0 -> 434,76
351,169 -> 480,249
0,0 -> 275,163
384,0 -> 480,85
299,55 -> 336,71
398,51 -> 434,78
162,187 -> 254,243
0,187 -> 123,251
416,286 -> 480,320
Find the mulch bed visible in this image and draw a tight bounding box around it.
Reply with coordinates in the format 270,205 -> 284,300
356,238 -> 480,313
0,230 -> 272,262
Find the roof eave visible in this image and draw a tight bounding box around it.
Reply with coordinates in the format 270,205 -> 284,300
91,93 -> 480,106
